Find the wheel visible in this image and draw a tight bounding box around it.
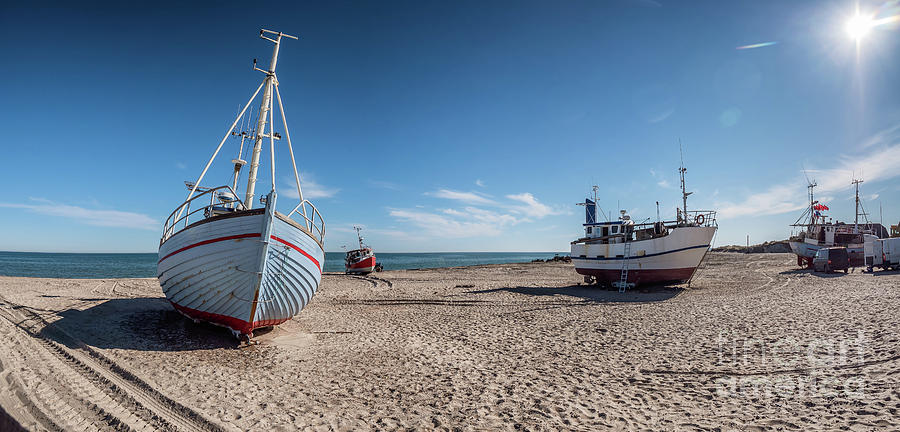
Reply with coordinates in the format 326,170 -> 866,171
844,269 -> 848,274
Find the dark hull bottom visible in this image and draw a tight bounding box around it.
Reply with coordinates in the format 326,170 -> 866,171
170,301 -> 289,336
346,269 -> 374,275
575,267 -> 697,287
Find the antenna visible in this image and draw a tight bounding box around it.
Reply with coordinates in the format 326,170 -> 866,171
678,139 -> 692,223
852,177 -> 863,229
354,225 -> 365,249
577,185 -> 607,223
798,165 -> 818,227
243,29 -> 298,209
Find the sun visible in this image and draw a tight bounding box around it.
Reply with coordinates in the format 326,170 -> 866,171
846,13 -> 875,40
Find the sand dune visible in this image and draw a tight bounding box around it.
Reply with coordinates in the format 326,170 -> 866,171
0,253 -> 898,430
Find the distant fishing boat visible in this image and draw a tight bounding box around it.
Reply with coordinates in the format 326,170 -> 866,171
789,179 -> 884,267
157,29 -> 325,339
345,226 -> 377,274
570,156 -> 717,291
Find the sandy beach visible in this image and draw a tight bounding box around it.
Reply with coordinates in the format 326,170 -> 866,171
0,252 -> 898,431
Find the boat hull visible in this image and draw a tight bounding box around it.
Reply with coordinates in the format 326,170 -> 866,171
571,226 -> 716,287
157,203 -> 323,335
789,239 -> 864,266
346,256 -> 376,274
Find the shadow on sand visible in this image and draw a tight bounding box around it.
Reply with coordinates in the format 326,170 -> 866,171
467,284 -> 683,303
43,297 -> 241,351
778,268 -> 851,278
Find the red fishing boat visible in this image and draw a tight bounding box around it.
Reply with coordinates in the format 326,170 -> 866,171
345,226 -> 377,274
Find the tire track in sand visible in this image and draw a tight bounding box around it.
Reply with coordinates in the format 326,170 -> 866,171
0,296 -> 223,432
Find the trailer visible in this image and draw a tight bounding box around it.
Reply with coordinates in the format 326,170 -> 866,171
865,234 -> 900,271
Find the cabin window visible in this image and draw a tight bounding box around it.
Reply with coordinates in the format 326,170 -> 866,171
612,226 -> 618,234
587,227 -> 592,234
602,227 -> 609,237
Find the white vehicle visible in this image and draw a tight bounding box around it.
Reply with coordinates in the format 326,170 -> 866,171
864,234 -> 900,271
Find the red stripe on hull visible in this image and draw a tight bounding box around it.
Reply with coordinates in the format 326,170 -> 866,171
158,233 -> 261,263
575,267 -> 697,286
271,235 -> 321,271
170,301 -> 289,335
349,256 -> 375,269
347,256 -> 376,274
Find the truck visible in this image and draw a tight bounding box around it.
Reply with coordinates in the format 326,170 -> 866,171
864,234 -> 900,271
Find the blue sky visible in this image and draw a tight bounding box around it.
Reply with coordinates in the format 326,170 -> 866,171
1,0 -> 899,253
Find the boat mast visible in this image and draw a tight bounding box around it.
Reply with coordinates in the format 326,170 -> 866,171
852,178 -> 865,231
230,107 -> 252,196
354,226 -> 365,249
807,180 -> 817,227
244,30 -> 297,209
678,140 -> 692,223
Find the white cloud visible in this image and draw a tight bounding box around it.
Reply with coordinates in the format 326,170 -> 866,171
443,207 -> 518,225
859,123 -> 900,149
392,190 -> 566,238
475,179 -> 485,187
648,108 -> 674,123
389,209 -> 507,238
330,223 -> 410,239
808,145 -> 900,194
650,168 -> 676,189
280,173 -> 338,200
716,122 -> 900,219
0,198 -> 157,230
425,189 -> 495,205
175,162 -> 187,170
717,184 -> 806,219
506,193 -> 562,218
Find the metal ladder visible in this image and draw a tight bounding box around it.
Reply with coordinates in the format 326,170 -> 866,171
617,239 -> 631,292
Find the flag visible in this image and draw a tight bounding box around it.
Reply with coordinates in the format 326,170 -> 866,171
585,199 -> 596,224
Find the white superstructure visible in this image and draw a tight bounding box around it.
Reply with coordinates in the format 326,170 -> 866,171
571,155 -> 717,290
789,179 -> 881,267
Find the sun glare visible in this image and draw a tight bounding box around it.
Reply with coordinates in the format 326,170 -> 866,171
846,13 -> 875,40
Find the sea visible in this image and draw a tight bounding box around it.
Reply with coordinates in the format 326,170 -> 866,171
0,251 -> 568,279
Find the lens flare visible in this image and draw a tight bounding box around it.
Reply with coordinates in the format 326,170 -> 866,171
735,41 -> 778,50
846,13 -> 875,40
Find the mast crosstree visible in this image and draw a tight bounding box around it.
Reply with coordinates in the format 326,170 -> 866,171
176,29 -> 309,225
245,29 -> 299,209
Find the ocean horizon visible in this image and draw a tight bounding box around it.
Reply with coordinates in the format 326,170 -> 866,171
0,251 -> 569,279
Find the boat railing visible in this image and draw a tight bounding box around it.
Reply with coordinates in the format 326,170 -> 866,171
287,199 -> 326,244
161,185 -> 246,244
683,210 -> 717,227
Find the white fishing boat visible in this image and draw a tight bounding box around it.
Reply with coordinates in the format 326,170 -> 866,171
570,158 -> 717,291
345,226 -> 377,274
788,179 -> 883,267
157,29 -> 325,338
